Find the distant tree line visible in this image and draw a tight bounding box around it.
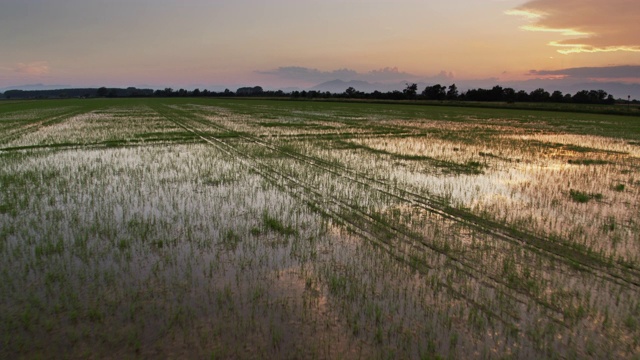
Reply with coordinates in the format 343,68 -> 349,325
455,85 -> 616,105
151,86 -> 285,98
286,84 -> 626,105
2,84 -> 633,106
332,83 -> 618,105
3,87 -> 154,99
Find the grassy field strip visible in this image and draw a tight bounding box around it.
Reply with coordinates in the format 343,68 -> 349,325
0,108 -> 88,145
153,104 -> 596,350
0,105 -> 205,152
0,140 -> 178,153
194,102 -> 415,133
184,105 -> 640,289
177,103 -> 426,141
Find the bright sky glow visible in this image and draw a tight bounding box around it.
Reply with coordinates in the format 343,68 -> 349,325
0,0 -> 638,90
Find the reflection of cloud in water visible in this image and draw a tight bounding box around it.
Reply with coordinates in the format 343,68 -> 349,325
263,267 -> 373,358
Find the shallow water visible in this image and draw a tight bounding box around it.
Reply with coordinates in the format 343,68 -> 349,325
1,100 -> 639,358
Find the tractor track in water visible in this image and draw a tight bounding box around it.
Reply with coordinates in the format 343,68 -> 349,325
189,107 -> 640,319
156,105 -> 589,337
182,105 -> 640,293
185,107 -> 640,287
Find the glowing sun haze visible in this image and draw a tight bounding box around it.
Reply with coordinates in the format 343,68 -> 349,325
0,0 -> 638,90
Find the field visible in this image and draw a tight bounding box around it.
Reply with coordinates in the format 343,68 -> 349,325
1,98 -> 640,359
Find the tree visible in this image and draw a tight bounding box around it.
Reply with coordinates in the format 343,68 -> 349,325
389,90 -> 404,100
550,90 -> 564,103
593,90 -> 608,103
529,88 -> 550,102
422,84 -> 445,100
490,86 -> 504,102
403,83 -> 418,99
605,94 -> 615,105
344,87 -> 357,98
503,87 -> 516,103
446,84 -> 458,100
236,86 -> 264,96
516,90 -> 529,102
572,90 -> 590,103
97,87 -> 108,97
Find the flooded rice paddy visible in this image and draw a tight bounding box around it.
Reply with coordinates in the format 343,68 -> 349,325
1,98 -> 639,358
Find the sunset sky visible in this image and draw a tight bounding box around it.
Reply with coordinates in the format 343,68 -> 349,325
1,0 -> 639,95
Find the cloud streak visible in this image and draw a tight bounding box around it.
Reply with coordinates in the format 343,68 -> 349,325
14,61 -> 50,76
508,0 -> 640,54
529,65 -> 640,80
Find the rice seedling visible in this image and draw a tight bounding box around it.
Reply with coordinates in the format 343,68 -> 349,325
1,98 -> 639,359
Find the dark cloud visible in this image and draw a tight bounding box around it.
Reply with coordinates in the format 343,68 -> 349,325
528,65 -> 640,80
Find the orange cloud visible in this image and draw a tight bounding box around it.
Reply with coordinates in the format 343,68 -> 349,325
14,61 -> 50,76
508,0 -> 640,54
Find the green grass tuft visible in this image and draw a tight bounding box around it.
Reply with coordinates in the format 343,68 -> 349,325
569,189 -> 603,203
262,212 -> 298,236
